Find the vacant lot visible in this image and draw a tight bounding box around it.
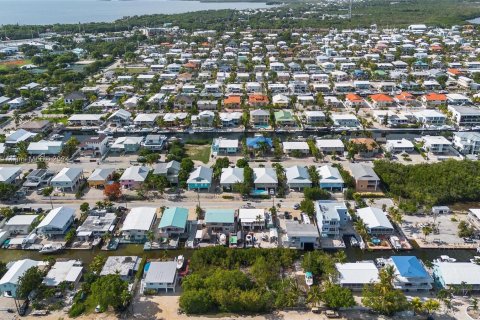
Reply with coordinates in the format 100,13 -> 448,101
185,144 -> 211,164
0,59 -> 31,70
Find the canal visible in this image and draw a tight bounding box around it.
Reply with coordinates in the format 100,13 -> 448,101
0,245 -> 477,265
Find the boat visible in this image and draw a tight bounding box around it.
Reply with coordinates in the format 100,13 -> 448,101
470,256 -> 480,264
375,258 -> 387,268
389,236 -> 402,250
434,255 -> 457,263
176,255 -> 185,269
349,236 -> 359,247
39,244 -> 63,254
305,271 -> 313,286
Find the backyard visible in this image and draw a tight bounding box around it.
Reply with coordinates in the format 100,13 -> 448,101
185,144 -> 211,164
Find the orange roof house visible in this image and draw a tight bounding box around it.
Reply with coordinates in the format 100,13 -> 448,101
224,95 -> 241,108
345,93 -> 364,107
422,93 -> 447,106
395,92 -> 415,104
369,94 -> 394,108
248,94 -> 269,107
447,68 -> 463,77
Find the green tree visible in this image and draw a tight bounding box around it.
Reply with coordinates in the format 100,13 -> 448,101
306,285 -> 322,307
91,274 -> 131,311
300,199 -> 315,219
17,266 -> 44,299
61,136 -> 80,158
179,289 -> 215,314
321,281 -> 356,310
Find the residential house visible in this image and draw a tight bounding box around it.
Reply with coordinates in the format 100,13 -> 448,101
335,262 -> 379,291
453,132 -> 480,155
238,208 -> 265,230
248,94 -> 269,107
79,134 -> 109,157
108,109 -> 132,126
191,111 -> 214,127
143,135 -> 167,151
23,169 -> 54,188
76,212 -> 117,241
387,256 -> 433,291
317,165 -> 344,191
142,261 -> 178,293
5,129 -> 37,146
50,167 -> 83,191
0,259 -> 42,297
223,95 -> 241,109
212,138 -> 239,155
304,111 -> 326,126
43,260 -> 83,288
385,139 -> 415,153
87,168 -> 115,188
285,165 -> 311,190
187,166 -> 213,190
433,262 -> 480,292
204,209 -> 236,235
282,141 -> 310,156
64,91 -> 87,105
36,206 -> 75,237
4,214 -> 39,235
274,110 -> 295,127
421,135 -> 452,154
467,209 -> 480,230
219,112 -> 242,127
100,256 -> 142,281
120,166 -> 149,189
110,136 -> 144,153
282,221 -> 320,250
133,114 -> 159,127
448,105 -> 480,127
414,110 -> 446,127
27,140 -> 63,155
121,207 -> 157,242
315,200 -> 349,237
422,93 -> 447,108
158,207 -> 188,238
356,207 -> 394,236
0,167 -> 21,184
220,167 -> 244,191
250,109 -> 270,127
315,139 -> 345,154
153,161 -> 180,184
253,167 -> 278,193
68,114 -> 104,126
349,164 -> 380,192
349,138 -> 380,158
331,114 -> 359,127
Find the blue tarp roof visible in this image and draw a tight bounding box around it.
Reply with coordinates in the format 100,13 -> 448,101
391,256 -> 428,278
246,136 -> 273,149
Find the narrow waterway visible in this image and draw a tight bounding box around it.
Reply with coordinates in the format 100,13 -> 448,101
0,244 -> 476,265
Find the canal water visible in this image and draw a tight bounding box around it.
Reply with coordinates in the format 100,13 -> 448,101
0,244 -> 477,265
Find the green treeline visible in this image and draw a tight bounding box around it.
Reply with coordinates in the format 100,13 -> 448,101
374,160 -> 480,206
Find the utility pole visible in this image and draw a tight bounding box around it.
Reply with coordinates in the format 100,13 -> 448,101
349,0 -> 353,20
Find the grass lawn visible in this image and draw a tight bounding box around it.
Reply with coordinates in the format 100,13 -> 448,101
114,67 -> 149,74
185,144 -> 211,164
0,59 -> 32,70
34,116 -> 68,125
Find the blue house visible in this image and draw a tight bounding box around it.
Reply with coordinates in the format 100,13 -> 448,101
158,207 -> 189,237
317,165 -> 344,191
388,256 -> 433,292
246,136 -> 273,150
205,209 -> 236,235
187,166 -> 213,190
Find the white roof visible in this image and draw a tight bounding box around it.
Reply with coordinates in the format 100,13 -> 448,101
0,259 -> 40,286
238,209 -> 265,223
0,166 -> 21,182
316,139 -> 344,149
6,214 -> 38,226
68,114 -> 103,121
37,206 -> 75,230
318,165 -> 344,184
422,135 -> 452,145
335,262 -> 379,285
121,207 -> 157,231
220,167 -> 244,184
134,113 -> 159,122
435,262 -> 480,285
253,167 -> 278,184
357,207 -> 393,230
216,138 -> 238,149
144,261 -> 177,284
28,140 -> 63,152
386,138 -> 414,149
6,129 -> 36,144
282,141 -> 309,151
51,167 -> 83,183
120,166 -> 149,182
88,168 -> 115,182
43,260 -> 83,286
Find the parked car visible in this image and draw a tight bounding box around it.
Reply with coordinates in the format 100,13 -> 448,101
324,310 -> 340,318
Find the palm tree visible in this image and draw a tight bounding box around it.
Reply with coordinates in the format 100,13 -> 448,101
422,225 -> 433,241
146,230 -> 155,243
306,285 -> 322,307
354,220 -> 369,240
410,296 -> 423,315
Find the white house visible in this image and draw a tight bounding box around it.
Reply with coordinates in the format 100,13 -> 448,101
385,139 -> 415,153
121,207 -> 157,242
0,167 -> 22,184
253,167 -> 278,193
0,259 -> 42,297
142,261 -> 178,293
356,207 -> 394,236
4,215 -> 38,235
453,132 -> 480,155
27,140 -> 63,155
282,221 -> 320,250
317,165 -> 344,191
421,136 -> 452,154
36,206 -> 75,236
316,139 -> 345,154
387,256 -> 433,292
285,165 -> 311,190
42,260 -> 83,287
219,167 -> 244,191
238,208 -> 265,230
335,262 -> 379,291
315,200 -> 349,238
282,141 -> 310,155
50,167 -> 83,191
